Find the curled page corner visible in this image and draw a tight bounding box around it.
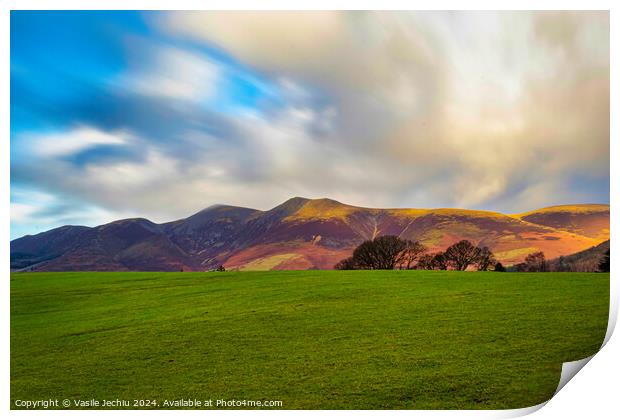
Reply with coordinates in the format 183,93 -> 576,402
492,401 -> 548,418
554,355 -> 594,396
494,327 -> 612,419
602,301 -> 617,348
540,294 -> 617,409
491,356 -> 595,419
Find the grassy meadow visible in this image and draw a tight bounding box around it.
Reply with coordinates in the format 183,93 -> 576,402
11,270 -> 609,409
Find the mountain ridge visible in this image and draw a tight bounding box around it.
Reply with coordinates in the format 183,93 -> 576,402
11,198 -> 610,272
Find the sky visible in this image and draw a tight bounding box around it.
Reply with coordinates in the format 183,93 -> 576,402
10,11 -> 609,239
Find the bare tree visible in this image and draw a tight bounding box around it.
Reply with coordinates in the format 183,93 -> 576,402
334,257 -> 358,270
494,262 -> 506,272
431,252 -> 448,270
556,256 -> 570,272
398,240 -> 427,269
476,247 -> 497,271
443,240 -> 482,271
350,235 -> 409,270
598,249 -> 610,272
415,254 -> 434,270
524,251 -> 547,272
415,252 -> 448,270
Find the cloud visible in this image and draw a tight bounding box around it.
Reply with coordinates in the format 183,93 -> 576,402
23,126 -> 129,158
125,46 -> 221,102
84,150 -> 178,189
10,186 -> 133,239
11,202 -> 38,224
159,11 -> 608,211
10,11 -> 609,237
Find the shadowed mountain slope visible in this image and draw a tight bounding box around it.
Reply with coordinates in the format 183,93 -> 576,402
11,198 -> 609,271
547,239 -> 610,272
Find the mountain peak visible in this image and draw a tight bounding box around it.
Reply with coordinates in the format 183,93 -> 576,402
181,204 -> 260,229
282,196 -> 311,205
308,197 -> 346,206
284,197 -> 358,221
267,197 -> 311,215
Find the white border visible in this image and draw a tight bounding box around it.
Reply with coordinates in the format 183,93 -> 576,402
0,0 -> 614,11
2,1 -> 617,419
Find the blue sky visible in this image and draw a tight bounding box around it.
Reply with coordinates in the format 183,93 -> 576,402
10,11 -> 610,239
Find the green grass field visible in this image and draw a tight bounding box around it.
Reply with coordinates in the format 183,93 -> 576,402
11,270 -> 609,409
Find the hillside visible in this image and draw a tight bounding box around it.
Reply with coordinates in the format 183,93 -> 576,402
547,240 -> 610,272
10,198 -> 610,271
513,204 -> 610,242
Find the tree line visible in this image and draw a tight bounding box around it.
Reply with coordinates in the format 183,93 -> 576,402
334,236 -> 504,271
335,235 -> 610,273
509,251 -> 548,272
511,249 -> 610,273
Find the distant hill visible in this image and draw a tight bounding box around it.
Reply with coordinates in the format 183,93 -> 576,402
513,204 -> 610,242
10,197 -> 609,271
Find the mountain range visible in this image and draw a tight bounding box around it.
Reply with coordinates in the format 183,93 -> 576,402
10,197 -> 609,272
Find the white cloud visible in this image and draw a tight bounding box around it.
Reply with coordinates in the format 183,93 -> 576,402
25,126 -> 128,158
84,150 -> 178,189
10,186 -> 135,239
128,46 -> 220,102
11,202 -> 38,224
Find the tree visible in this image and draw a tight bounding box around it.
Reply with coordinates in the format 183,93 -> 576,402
415,254 -> 435,270
494,262 -> 506,272
598,249 -> 610,272
337,237 -> 498,272
415,252 -> 448,270
556,256 -> 570,272
398,240 -> 427,269
524,251 -> 547,272
476,246 -> 497,271
431,252 -> 449,270
351,235 -> 409,270
443,240 -> 482,271
334,257 -> 358,270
